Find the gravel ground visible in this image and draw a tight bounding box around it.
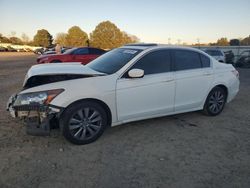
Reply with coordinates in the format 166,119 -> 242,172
0,52 -> 250,188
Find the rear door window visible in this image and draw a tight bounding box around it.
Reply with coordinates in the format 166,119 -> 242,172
173,50 -> 202,71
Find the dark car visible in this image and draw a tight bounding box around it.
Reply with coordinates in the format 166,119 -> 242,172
0,47 -> 8,52
224,50 -> 235,64
236,50 -> 250,68
34,48 -> 44,55
37,47 -> 106,64
6,46 -> 17,52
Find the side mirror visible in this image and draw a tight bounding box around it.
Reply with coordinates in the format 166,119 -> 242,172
128,69 -> 144,78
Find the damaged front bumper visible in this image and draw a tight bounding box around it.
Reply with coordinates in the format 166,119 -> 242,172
7,94 -> 63,136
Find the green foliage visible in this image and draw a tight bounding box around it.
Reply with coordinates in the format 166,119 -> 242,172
66,26 -> 88,47
90,21 -> 139,49
33,29 -> 53,47
216,38 -> 229,46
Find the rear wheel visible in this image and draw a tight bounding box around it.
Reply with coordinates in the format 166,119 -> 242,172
203,87 -> 226,116
61,101 -> 108,145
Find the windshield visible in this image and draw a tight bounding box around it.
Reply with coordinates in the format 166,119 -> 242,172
205,50 -> 223,56
87,48 -> 142,74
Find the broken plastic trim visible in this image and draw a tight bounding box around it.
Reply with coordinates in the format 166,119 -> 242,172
13,103 -> 64,136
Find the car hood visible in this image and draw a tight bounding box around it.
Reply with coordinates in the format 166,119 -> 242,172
23,63 -> 105,88
37,54 -> 55,59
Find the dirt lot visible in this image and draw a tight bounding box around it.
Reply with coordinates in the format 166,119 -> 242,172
0,52 -> 250,188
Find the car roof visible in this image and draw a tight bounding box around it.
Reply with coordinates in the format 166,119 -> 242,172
121,43 -> 203,52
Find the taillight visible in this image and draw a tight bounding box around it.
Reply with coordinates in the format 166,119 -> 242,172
232,70 -> 239,79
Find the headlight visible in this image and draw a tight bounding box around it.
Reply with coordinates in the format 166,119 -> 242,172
14,89 -> 64,106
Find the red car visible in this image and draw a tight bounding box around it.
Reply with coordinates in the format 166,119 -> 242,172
37,47 -> 106,64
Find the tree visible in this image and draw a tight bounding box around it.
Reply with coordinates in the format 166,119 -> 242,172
216,37 -> 229,46
66,26 -> 88,47
10,31 -> 16,37
121,32 -> 140,44
21,33 -> 30,44
33,29 -> 53,47
55,32 -> 67,46
9,37 -> 23,45
241,35 -> 250,46
90,21 -> 125,49
0,33 -> 11,43
129,34 -> 140,43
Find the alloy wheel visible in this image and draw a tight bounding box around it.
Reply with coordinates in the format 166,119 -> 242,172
208,90 -> 225,114
68,107 -> 102,140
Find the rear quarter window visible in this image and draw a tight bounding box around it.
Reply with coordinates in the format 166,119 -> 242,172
200,54 -> 210,68
89,48 -> 106,55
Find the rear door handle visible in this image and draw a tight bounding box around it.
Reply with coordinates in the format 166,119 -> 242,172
204,72 -> 212,76
163,79 -> 174,82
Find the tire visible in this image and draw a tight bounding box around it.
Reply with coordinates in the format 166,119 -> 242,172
203,87 -> 227,116
50,60 -> 61,63
60,101 -> 108,145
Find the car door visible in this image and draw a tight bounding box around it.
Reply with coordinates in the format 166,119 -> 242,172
116,49 -> 175,122
172,49 -> 213,111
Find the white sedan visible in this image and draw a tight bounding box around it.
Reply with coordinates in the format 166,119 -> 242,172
7,44 -> 240,144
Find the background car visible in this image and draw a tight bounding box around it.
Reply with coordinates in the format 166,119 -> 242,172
0,46 -> 8,52
17,48 -> 26,52
204,49 -> 226,63
224,50 -> 235,64
6,46 -> 17,52
37,47 -> 106,64
235,50 -> 250,68
34,48 -> 44,55
42,47 -> 71,55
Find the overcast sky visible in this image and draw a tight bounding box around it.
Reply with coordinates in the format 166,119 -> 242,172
0,0 -> 249,44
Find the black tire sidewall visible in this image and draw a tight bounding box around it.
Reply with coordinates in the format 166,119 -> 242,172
61,101 -> 108,145
204,87 -> 226,116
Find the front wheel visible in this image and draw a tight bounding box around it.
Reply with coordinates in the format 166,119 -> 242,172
61,101 -> 108,145
203,87 -> 227,116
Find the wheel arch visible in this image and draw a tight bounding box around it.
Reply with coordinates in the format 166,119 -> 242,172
60,98 -> 112,127
50,59 -> 62,63
204,84 -> 229,107
213,84 -> 228,100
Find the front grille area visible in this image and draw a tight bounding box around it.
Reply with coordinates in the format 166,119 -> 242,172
13,105 -> 48,112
